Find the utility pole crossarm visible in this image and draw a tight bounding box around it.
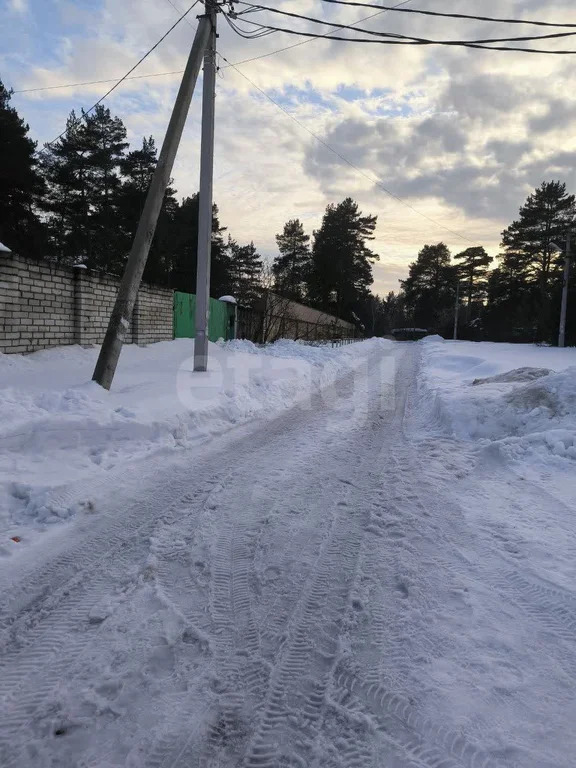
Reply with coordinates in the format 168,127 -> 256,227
92,11 -> 212,390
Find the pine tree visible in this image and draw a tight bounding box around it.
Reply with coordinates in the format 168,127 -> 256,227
453,246 -> 493,318
42,105 -> 128,269
226,238 -> 262,306
501,180 -> 576,340
0,79 -> 46,256
308,198 -> 378,318
401,243 -> 455,331
117,136 -> 177,284
169,195 -> 228,295
273,219 -> 311,301
41,111 -> 90,264
483,263 -> 539,342
382,291 -> 408,333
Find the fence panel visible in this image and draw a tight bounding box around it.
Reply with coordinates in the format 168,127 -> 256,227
173,292 -> 196,338
173,292 -> 229,342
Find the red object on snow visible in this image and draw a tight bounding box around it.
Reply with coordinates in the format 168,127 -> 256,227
11,536 -> 21,543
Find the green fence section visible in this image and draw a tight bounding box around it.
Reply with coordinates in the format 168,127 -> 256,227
174,292 -> 196,339
173,292 -> 232,341
209,297 -> 230,341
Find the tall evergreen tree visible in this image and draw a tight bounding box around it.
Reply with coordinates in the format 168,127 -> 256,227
117,136 -> 177,284
401,243 -> 455,331
454,247 -> 492,307
273,219 -> 311,301
226,238 -> 262,306
500,180 -> 576,340
0,79 -> 46,256
41,111 -> 89,264
308,198 -> 378,318
43,105 -> 128,269
381,291 -> 408,334
169,195 -> 228,295
483,262 -> 539,342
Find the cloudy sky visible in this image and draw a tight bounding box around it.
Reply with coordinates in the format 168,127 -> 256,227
2,0 -> 576,294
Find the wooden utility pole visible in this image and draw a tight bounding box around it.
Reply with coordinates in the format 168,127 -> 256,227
92,11 -> 212,390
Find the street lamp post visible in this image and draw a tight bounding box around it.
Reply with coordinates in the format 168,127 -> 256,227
453,281 -> 460,341
558,233 -> 571,348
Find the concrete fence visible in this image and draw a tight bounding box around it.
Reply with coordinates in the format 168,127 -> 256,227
0,254 -> 173,354
0,254 -> 361,355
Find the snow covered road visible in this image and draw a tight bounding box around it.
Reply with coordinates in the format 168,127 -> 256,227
1,342 -> 576,767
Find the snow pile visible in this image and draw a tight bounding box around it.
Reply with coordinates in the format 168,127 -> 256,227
0,337 -> 390,530
472,367 -> 552,385
416,338 -> 576,464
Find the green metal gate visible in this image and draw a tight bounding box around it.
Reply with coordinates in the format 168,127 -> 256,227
173,292 -> 232,341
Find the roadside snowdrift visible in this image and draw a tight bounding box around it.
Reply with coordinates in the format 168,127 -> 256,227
0,338 -> 390,530
417,338 -> 576,464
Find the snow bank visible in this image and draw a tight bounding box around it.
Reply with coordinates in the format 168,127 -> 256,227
0,337 -> 390,531
416,338 -> 576,465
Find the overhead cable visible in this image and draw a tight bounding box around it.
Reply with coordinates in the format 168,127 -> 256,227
235,4 -> 576,48
14,0 -> 414,94
232,18 -> 576,54
319,0 -> 576,29
39,0 -> 200,153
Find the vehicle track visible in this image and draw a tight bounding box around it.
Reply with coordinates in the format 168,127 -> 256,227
335,662 -> 516,768
0,482 -> 225,767
243,492 -> 365,768
4,343 -> 570,767
502,570 -> 576,642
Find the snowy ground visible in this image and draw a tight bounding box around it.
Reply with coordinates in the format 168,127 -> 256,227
416,337 -> 576,507
0,338 -> 381,535
1,338 -> 576,767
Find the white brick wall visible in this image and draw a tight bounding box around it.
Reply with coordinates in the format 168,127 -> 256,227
0,254 -> 174,354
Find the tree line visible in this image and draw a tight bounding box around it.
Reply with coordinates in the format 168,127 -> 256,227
380,180 -> 575,344
1,80 -> 379,324
2,78 -> 574,343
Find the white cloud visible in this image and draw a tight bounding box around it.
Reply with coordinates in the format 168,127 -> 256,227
7,0 -> 576,294
9,0 -> 28,13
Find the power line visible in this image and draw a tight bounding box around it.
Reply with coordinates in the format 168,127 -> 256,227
38,0 -> 200,154
232,19 -> 576,54
227,0 -> 414,61
218,52 -> 478,245
14,71 -> 185,95
235,3 -> 576,46
319,0 -> 576,29
14,0 -> 414,94
225,13 -> 277,38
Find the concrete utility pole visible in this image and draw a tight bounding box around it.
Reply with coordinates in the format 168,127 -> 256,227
92,12 -> 212,390
558,231 -> 571,348
193,0 -> 218,372
453,281 -> 460,341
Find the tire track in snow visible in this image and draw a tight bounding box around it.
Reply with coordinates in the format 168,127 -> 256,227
243,496 -> 365,768
321,693 -> 377,768
0,470 -> 223,638
335,663 -> 516,768
0,480 -> 224,764
332,357 -> 518,767
134,364 -> 379,768
502,571 -> 576,643
196,473 -> 295,766
2,344 -> 421,766
255,473 -> 335,663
